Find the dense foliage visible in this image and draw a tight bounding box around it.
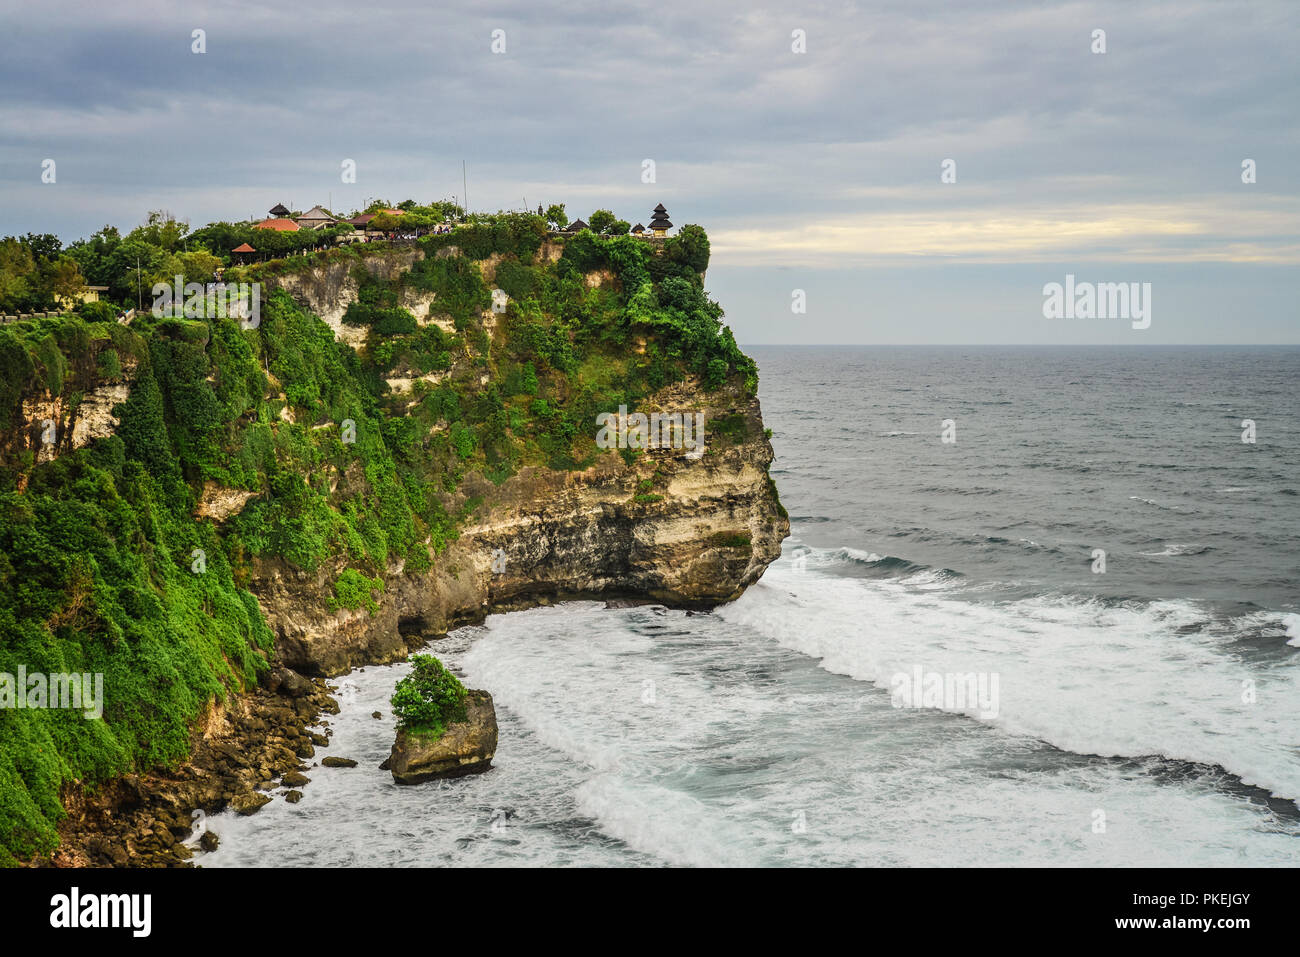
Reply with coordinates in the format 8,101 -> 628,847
0,208 -> 758,864
390,654 -> 468,737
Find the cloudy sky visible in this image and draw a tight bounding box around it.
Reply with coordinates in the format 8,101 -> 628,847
2,0 -> 1297,343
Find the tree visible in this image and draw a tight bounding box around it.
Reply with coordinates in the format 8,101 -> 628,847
49,257 -> 86,304
127,211 -> 188,253
544,204 -> 568,230
608,219 -> 631,236
182,222 -> 254,263
21,233 -> 62,264
64,226 -> 122,291
668,224 -> 711,274
105,239 -> 170,307
0,239 -> 35,311
147,249 -> 222,293
588,209 -> 616,234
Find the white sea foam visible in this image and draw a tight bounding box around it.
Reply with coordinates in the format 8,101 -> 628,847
1283,613 -> 1300,648
201,593 -> 1300,868
1129,495 -> 1186,511
458,599 -> 1299,866
1139,543 -> 1210,557
718,548 -> 1300,803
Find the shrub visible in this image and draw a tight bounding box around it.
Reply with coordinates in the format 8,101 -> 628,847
96,348 -> 122,379
77,300 -> 119,323
329,568 -> 384,615
390,654 -> 468,737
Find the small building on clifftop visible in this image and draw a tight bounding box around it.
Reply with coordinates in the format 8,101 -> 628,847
649,204 -> 672,237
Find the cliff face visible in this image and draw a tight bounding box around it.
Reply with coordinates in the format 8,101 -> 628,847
253,379 -> 785,675
0,245 -> 787,679
0,223 -> 787,864
247,246 -> 787,675
272,247 -> 428,350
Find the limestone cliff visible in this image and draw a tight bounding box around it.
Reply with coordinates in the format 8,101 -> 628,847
253,375 -> 785,675
0,222 -> 788,865
248,245 -> 787,675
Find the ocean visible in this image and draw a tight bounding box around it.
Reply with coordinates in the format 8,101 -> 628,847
204,346 -> 1300,867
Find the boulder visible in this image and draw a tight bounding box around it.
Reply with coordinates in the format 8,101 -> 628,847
267,666 -> 314,699
388,690 -> 497,785
230,791 -> 272,816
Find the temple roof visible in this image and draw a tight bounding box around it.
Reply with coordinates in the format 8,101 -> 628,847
253,218 -> 300,231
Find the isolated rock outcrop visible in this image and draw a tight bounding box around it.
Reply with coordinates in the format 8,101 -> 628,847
387,691 -> 498,784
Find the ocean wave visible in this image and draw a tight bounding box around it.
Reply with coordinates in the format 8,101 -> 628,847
1129,495 -> 1193,512
786,544 -> 963,582
1139,543 -> 1212,557
916,486 -> 1004,496
721,556 -> 1300,803
1284,613 -> 1300,648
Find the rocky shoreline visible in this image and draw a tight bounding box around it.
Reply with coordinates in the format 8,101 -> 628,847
41,598 -> 670,867
41,667 -> 346,867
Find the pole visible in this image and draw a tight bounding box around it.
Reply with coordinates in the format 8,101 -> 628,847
462,160 -> 468,219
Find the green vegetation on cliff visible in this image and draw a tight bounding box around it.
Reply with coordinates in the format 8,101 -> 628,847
0,209 -> 760,864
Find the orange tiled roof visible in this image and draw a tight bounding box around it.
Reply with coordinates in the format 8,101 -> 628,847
253,218 -> 300,231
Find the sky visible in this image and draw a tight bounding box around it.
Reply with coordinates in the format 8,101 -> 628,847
1,0 -> 1297,343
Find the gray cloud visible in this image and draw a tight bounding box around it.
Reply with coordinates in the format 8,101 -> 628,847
1,0 -> 1296,341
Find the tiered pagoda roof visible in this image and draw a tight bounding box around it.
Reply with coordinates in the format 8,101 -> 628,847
649,203 -> 672,231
